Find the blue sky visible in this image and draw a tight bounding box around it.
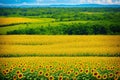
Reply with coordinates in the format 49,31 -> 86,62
0,0 -> 120,5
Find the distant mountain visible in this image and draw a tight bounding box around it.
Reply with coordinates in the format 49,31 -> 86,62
50,4 -> 120,8
0,4 -> 120,8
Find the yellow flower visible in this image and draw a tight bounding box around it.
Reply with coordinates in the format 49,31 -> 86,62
49,76 -> 54,80
85,69 -> 89,74
96,75 -> 102,79
91,69 -> 95,73
65,77 -> 69,80
79,69 -> 83,73
9,68 -> 13,72
59,73 -> 63,76
102,74 -> 107,79
44,72 -> 50,77
74,71 -> 79,76
5,68 -> 9,74
58,76 -> 63,80
67,71 -> 71,75
16,70 -> 21,75
30,69 -> 34,73
38,70 -> 43,76
109,73 -> 113,78
22,67 -> 26,72
18,73 -> 23,79
2,70 -> 7,76
13,75 -> 17,80
72,77 -> 77,80
93,72 -> 99,77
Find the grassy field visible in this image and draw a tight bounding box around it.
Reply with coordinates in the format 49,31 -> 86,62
0,17 -> 40,25
0,57 -> 120,80
0,35 -> 120,57
0,17 -> 95,34
0,17 -> 55,25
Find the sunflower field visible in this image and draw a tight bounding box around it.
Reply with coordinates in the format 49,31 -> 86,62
0,57 -> 120,80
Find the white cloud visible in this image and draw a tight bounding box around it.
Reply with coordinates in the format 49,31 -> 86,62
78,0 -> 120,4
0,0 -> 120,5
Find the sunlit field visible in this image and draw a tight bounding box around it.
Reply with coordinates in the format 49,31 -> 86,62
0,57 -> 120,80
0,17 -> 41,25
0,35 -> 120,57
0,17 -> 53,26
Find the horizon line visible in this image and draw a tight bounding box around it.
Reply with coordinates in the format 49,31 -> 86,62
0,3 -> 120,6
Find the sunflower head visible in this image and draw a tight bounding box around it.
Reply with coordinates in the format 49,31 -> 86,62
18,73 -> 23,79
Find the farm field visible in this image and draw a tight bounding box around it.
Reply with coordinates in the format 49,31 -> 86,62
0,7 -> 120,80
0,57 -> 120,80
0,35 -> 120,57
0,8 -> 120,35
0,18 -> 94,35
0,17 -> 40,25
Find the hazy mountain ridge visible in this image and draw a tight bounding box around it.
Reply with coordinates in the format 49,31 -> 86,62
0,4 -> 120,8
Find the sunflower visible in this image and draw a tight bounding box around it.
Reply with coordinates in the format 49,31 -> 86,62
51,69 -> 55,73
4,64 -> 8,67
67,71 -> 71,75
59,67 -> 62,70
96,75 -> 101,79
102,74 -> 107,79
101,67 -> 105,71
79,69 -> 83,73
93,72 -> 98,77
46,68 -> 50,72
5,68 -> 9,74
91,69 -> 95,73
72,77 -> 77,80
18,65 -> 21,68
49,76 -> 54,80
109,73 -> 113,78
114,75 -> 118,80
38,70 -> 43,76
44,72 -> 50,77
22,67 -> 26,72
70,69 -> 74,73
85,69 -> 89,74
74,71 -> 79,76
59,73 -> 63,76
16,70 -> 21,75
18,73 -> 23,79
13,75 -> 17,80
65,77 -> 69,80
58,76 -> 63,80
115,71 -> 119,75
50,65 -> 53,68
30,69 -> 34,73
2,70 -> 7,76
9,68 -> 13,72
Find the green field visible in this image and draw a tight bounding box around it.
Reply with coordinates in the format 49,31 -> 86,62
0,8 -> 120,35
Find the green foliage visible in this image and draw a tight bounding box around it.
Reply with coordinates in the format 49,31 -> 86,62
0,8 -> 120,21
7,22 -> 120,35
0,7 -> 120,35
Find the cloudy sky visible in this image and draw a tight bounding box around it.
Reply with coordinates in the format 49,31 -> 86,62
0,0 -> 120,5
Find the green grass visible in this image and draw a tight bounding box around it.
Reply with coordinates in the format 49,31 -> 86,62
0,19 -> 95,34
0,52 -> 120,57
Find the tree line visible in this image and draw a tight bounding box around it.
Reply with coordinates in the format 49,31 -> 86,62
0,8 -> 120,21
7,22 -> 120,35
